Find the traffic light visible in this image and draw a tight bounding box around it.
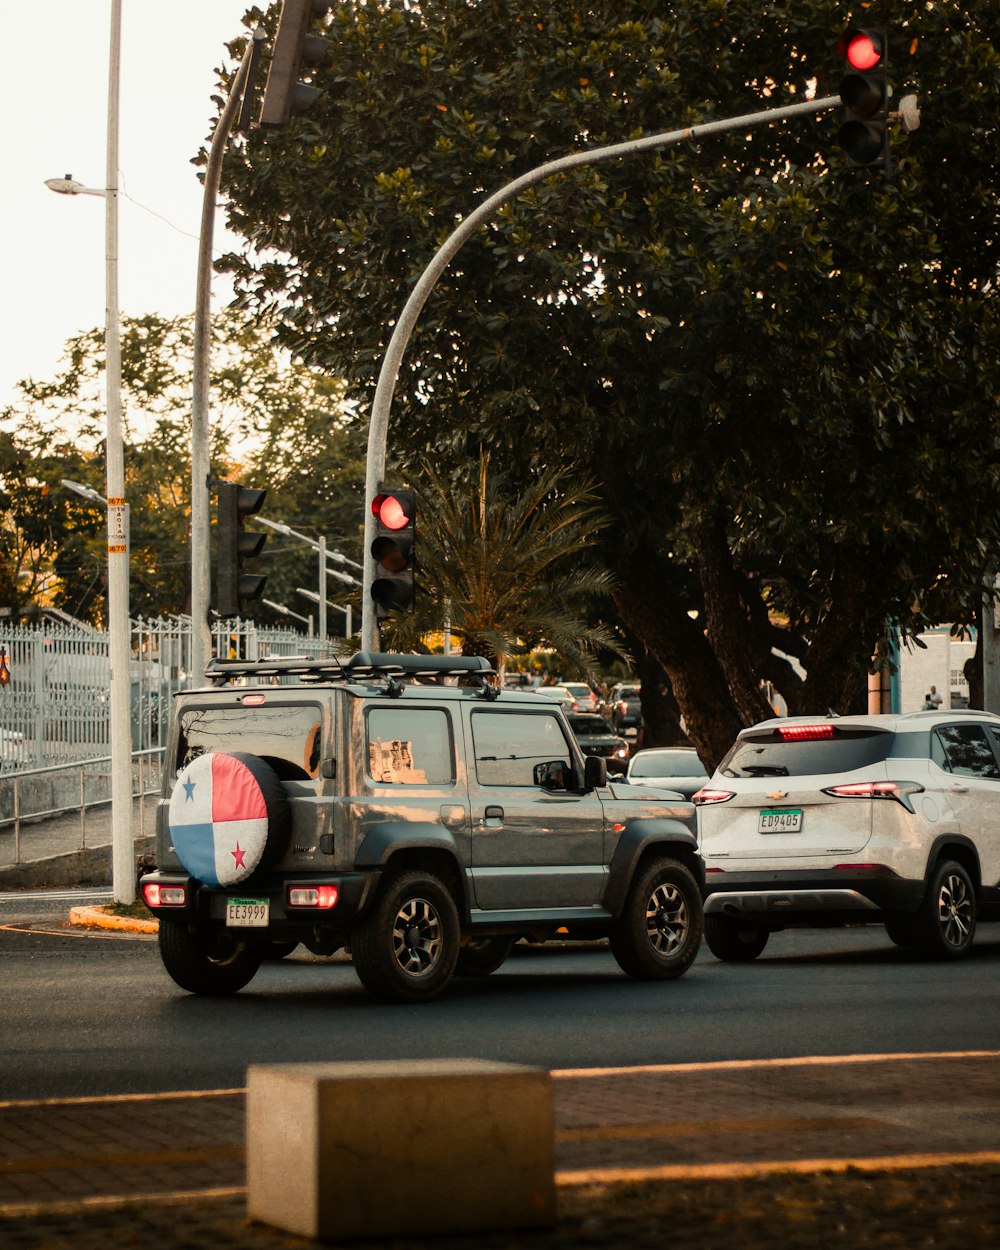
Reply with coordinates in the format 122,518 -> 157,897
837,27 -> 889,171
370,486 -> 416,617
260,0 -> 332,128
216,482 -> 268,618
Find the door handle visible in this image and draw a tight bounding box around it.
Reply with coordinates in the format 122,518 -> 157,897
484,805 -> 504,820
949,784 -> 969,794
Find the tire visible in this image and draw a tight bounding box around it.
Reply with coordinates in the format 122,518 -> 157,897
157,917 -> 263,995
351,870 -> 460,1003
913,860 -> 977,959
704,914 -> 770,962
169,752 -> 291,888
610,857 -> 703,981
455,935 -> 515,977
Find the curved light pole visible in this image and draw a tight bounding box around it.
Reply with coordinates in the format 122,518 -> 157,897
360,93 -> 841,651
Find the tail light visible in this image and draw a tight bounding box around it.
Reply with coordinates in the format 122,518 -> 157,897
777,724 -> 835,741
142,881 -> 187,907
693,788 -> 735,805
287,884 -> 339,909
821,781 -> 923,812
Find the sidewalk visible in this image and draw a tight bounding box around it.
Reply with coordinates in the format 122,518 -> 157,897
1,1054 -> 998,1248
0,797 -> 156,889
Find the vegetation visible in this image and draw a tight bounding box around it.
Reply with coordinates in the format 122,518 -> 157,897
214,1 -> 1000,764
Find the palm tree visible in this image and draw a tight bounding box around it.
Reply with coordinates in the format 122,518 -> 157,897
381,453 -> 624,676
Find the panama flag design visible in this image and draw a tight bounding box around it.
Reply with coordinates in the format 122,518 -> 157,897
169,753 -> 270,887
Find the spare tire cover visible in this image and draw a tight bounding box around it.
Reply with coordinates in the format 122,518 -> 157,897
169,752 -> 290,887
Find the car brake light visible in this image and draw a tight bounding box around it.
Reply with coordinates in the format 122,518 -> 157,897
777,724 -> 835,740
287,884 -> 339,909
821,781 -> 923,812
142,882 -> 186,907
692,788 -> 735,805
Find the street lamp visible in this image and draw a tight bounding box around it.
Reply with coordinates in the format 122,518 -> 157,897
263,598 -> 314,633
296,588 -> 353,640
61,478 -> 106,505
46,0 -> 134,905
255,518 -> 360,640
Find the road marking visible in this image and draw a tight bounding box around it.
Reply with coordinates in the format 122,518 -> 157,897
0,1186 -> 244,1220
556,1149 -> 1000,1187
552,1049 -> 1000,1078
0,1089 -> 242,1110
0,922 -> 152,941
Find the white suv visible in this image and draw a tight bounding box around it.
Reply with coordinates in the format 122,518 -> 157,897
695,711 -> 1000,961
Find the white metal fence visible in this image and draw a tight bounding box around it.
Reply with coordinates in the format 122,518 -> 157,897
0,615 -> 333,850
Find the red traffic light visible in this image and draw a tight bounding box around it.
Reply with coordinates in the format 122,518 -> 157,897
371,492 -> 413,531
841,29 -> 883,72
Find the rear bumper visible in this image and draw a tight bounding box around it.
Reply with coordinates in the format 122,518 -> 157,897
139,871 -> 369,928
702,866 -> 925,924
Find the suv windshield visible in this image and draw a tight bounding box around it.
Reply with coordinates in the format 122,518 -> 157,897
720,727 -> 894,778
177,703 -> 323,779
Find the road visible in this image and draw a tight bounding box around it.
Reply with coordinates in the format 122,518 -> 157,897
2,890 -> 999,1100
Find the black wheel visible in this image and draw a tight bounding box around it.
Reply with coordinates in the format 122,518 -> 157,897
455,936 -> 515,977
157,917 -> 263,995
351,870 -> 460,1003
610,857 -> 702,981
704,914 -> 770,962
884,915 -> 918,948
913,860 -> 977,959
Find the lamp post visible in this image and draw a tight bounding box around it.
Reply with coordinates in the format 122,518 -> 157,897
262,598 -> 314,633
46,0 -> 134,905
296,588 -> 353,640
255,518 -> 360,640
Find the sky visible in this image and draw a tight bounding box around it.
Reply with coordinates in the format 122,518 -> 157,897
2,2 -> 251,410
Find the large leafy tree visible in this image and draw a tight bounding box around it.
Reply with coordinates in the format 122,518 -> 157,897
218,1 -> 1000,765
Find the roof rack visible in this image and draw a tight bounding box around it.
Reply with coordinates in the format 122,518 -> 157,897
205,651 -> 496,687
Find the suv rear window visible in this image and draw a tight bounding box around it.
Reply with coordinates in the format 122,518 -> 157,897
720,727 -> 894,778
177,703 -> 322,779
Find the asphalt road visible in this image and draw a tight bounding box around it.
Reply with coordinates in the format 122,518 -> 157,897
2,890 -> 999,1101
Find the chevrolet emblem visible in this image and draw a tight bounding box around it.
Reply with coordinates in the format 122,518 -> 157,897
766,790 -> 787,800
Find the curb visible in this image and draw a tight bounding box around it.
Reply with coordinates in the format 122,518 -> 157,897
68,906 -> 159,935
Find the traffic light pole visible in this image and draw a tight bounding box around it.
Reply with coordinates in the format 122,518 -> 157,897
191,29 -> 265,683
360,93 -> 841,652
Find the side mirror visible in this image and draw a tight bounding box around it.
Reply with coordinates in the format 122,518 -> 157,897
533,760 -> 570,790
584,755 -> 607,791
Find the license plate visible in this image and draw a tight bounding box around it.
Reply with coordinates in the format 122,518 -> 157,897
226,898 -> 269,927
758,808 -> 803,833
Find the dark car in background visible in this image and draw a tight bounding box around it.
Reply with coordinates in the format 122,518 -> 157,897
567,713 -> 631,774
606,684 -> 643,737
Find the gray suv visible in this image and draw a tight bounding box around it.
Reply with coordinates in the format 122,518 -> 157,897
140,653 -> 704,1002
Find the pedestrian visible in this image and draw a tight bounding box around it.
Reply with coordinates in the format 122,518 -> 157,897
927,685 -> 943,709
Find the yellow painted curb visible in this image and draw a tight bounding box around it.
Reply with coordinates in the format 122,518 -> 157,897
68,905 -> 159,935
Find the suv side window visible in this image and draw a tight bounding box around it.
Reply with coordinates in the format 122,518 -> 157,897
933,724 -> 1000,779
471,710 -> 571,786
366,707 -> 454,785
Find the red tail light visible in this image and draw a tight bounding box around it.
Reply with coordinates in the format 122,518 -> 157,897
287,884 -> 339,909
693,788 -> 735,805
777,724 -> 835,741
821,781 -> 923,812
142,881 -> 186,907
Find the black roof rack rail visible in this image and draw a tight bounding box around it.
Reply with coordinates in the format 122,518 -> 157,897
204,652 -> 495,687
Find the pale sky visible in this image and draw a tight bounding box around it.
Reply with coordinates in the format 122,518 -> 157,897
2,1 -> 250,410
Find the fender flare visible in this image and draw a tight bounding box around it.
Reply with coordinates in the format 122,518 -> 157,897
604,818 -> 702,917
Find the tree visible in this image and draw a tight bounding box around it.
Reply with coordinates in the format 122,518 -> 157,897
218,1 -> 1000,765
1,311 -> 363,625
381,452 -> 623,674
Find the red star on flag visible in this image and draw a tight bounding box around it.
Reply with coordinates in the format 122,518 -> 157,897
231,842 -> 247,870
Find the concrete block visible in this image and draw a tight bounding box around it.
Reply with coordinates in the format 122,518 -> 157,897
246,1058 -> 555,1240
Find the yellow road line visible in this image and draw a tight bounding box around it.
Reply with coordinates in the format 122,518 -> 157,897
552,1049 -> 1000,1078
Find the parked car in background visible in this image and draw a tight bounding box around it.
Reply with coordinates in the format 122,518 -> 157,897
562,682 -> 598,712
567,713 -> 630,774
535,685 -> 578,711
624,747 -> 710,799
695,711 -> 1000,963
606,684 -> 643,736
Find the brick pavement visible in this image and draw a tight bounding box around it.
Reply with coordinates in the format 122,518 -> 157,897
1,1054 -> 998,1247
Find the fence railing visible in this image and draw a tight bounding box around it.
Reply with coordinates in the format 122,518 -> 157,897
0,614 -> 335,865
